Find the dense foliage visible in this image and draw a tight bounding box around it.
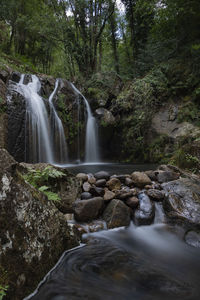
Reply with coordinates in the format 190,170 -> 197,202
0,0 -> 199,80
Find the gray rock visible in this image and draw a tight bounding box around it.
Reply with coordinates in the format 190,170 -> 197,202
156,170 -> 180,183
162,178 -> 200,226
0,69 -> 9,83
94,171 -> 110,180
76,173 -> 88,182
83,181 -> 91,192
87,174 -> 96,184
103,199 -> 131,229
90,186 -> 104,197
95,108 -> 115,124
81,192 -> 92,200
125,177 -> 134,187
145,170 -> 157,181
74,197 -> 104,222
131,172 -> 152,188
185,231 -> 200,248
11,71 -> 21,83
134,192 -> 155,225
147,189 -> 165,201
95,179 -> 106,187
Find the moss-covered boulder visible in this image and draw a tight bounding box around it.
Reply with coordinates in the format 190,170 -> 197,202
0,148 -> 79,299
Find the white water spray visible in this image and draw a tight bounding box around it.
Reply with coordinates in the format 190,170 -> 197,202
71,83 -> 100,163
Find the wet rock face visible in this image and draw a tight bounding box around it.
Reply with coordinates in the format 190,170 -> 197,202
162,178 -> 200,226
134,192 -> 155,225
0,149 -> 79,299
102,199 -> 131,229
7,78 -> 26,162
74,197 -> 104,222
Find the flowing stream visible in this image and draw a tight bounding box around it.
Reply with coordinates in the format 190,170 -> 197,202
25,223 -> 200,300
71,83 -> 100,163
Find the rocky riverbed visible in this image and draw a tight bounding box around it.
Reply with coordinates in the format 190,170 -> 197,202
72,165 -> 200,246
1,147 -> 200,299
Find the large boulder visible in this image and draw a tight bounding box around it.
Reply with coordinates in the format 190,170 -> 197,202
162,177 -> 200,226
102,199 -> 131,229
0,149 -> 78,299
74,197 -> 104,222
19,163 -> 81,213
134,192 -> 155,225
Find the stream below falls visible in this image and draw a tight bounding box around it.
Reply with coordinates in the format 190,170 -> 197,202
25,223 -> 200,300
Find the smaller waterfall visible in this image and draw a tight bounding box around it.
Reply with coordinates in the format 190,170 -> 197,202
49,79 -> 68,163
71,83 -> 100,163
17,75 -> 54,163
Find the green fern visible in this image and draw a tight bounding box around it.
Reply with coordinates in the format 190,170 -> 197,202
23,166 -> 64,202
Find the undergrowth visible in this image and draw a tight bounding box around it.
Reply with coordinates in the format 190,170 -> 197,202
23,166 -> 65,202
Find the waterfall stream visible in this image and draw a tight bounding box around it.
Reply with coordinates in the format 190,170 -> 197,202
10,75 -> 68,164
71,83 -> 100,163
17,75 -> 54,163
49,79 -> 68,163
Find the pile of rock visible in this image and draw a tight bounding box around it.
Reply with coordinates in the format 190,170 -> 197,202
74,167 -> 181,229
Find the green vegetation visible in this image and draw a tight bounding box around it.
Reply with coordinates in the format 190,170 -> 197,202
0,285 -> 8,300
23,166 -> 65,202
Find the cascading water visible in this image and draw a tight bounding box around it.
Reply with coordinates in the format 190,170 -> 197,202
10,74 -> 68,164
17,75 -> 54,163
49,79 -> 68,163
71,83 -> 100,163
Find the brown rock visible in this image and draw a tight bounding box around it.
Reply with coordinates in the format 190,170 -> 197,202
106,177 -> 121,191
76,173 -> 88,182
74,197 -> 104,222
126,197 -> 139,209
130,188 -> 140,196
104,189 -> 115,201
147,189 -> 165,201
125,177 -> 134,187
115,190 -> 133,200
131,172 -> 152,188
88,175 -> 96,185
103,199 -> 131,229
144,185 -> 152,189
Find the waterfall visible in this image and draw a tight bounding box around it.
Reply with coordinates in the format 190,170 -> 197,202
49,79 -> 68,163
71,83 -> 100,163
11,74 -> 68,164
17,75 -> 54,163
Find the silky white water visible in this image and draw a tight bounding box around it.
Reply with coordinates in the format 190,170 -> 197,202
71,83 -> 100,163
12,75 -> 68,164
49,79 -> 68,163
17,75 -> 54,163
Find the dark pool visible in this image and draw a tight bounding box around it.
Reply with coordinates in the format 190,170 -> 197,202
56,162 -> 157,175
25,224 -> 200,300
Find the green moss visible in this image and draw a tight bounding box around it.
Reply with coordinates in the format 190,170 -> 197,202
0,266 -> 9,300
177,102 -> 200,126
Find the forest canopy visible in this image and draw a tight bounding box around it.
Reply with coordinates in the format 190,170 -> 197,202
0,0 -> 199,80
